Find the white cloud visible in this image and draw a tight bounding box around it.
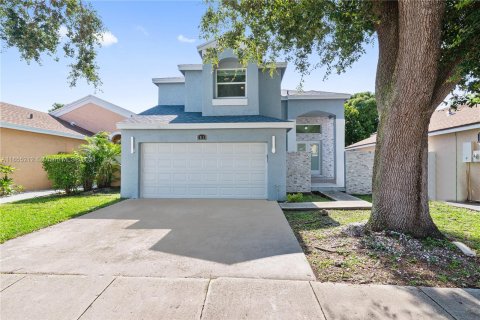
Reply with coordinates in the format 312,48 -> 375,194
59,26 -> 118,47
135,25 -> 149,36
177,34 -> 196,43
59,25 -> 68,38
97,31 -> 118,47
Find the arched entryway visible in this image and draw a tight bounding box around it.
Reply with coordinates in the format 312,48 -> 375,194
294,111 -> 336,184
109,131 -> 121,144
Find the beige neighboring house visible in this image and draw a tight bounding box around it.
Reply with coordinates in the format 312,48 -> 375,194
50,95 -> 135,142
345,105 -> 480,202
0,96 -> 134,191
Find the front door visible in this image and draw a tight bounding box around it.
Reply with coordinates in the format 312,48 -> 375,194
297,142 -> 321,175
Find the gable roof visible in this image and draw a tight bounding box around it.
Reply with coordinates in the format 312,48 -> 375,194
0,102 -> 92,139
49,95 -> 135,118
346,105 -> 480,150
429,105 -> 480,133
345,133 -> 378,150
118,105 -> 293,129
282,89 -> 351,100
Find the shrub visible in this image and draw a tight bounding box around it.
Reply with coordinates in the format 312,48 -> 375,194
42,154 -> 81,194
287,193 -> 304,202
78,132 -> 120,189
97,150 -> 120,188
77,154 -> 96,191
0,161 -> 23,196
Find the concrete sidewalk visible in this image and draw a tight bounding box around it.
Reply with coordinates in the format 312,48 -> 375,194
280,200 -> 372,210
1,274 -> 478,320
445,201 -> 480,212
0,189 -> 61,204
280,192 -> 372,211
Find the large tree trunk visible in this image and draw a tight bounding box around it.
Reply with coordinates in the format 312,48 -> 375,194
369,103 -> 442,238
368,0 -> 448,238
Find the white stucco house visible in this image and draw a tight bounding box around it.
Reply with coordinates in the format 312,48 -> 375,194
118,42 -> 350,200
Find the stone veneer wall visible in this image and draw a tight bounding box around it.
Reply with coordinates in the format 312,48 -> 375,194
287,152 -> 311,193
345,150 -> 374,194
296,116 -> 335,178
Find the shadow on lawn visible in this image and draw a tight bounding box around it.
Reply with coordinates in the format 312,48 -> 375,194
285,211 -> 342,255
285,211 -> 341,232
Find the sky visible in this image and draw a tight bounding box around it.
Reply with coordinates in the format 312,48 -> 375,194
1,1 -> 378,114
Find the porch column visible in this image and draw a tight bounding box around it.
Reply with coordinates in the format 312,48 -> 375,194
335,116 -> 345,187
287,119 -> 297,152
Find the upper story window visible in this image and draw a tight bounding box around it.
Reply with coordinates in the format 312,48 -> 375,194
216,68 -> 246,98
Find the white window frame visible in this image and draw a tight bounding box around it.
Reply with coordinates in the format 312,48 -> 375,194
215,68 -> 247,99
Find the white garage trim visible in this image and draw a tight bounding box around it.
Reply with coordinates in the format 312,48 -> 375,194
140,142 -> 268,199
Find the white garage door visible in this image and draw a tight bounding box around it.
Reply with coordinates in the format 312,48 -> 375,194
141,143 -> 267,199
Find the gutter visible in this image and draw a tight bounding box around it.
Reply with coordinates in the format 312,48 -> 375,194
0,121 -> 87,140
117,122 -> 294,130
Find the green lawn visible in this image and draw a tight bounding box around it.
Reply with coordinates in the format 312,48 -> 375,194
343,197 -> 479,250
0,192 -> 123,243
287,192 -> 331,202
430,201 -> 480,251
301,193 -> 331,202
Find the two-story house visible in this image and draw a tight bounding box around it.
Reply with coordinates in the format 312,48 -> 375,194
118,42 -> 350,200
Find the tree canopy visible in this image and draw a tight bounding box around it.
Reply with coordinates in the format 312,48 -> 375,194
201,0 -> 480,237
200,0 -> 479,105
0,0 -> 104,87
344,92 -> 378,146
48,103 -> 64,113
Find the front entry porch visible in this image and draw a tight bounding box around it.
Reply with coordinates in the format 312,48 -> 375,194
287,110 -> 345,192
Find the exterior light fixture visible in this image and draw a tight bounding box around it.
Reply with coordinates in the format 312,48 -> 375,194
130,137 -> 135,154
272,135 -> 276,154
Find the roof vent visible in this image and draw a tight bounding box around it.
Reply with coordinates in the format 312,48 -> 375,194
70,121 -> 76,126
28,113 -> 33,119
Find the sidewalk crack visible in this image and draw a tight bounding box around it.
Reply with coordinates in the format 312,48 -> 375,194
199,278 -> 212,319
309,282 -> 328,320
418,287 -> 457,320
0,275 -> 27,292
76,277 -> 117,320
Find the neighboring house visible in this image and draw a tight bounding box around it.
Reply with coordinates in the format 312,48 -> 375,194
118,42 -> 350,200
345,105 -> 480,202
0,96 -> 134,191
0,102 -> 91,190
50,95 -> 135,142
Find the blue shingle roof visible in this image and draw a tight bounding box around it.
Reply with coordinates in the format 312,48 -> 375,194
126,105 -> 290,124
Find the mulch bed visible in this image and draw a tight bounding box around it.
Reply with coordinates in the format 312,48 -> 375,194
291,217 -> 480,288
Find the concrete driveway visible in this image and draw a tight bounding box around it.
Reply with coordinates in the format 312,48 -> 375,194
0,199 -> 314,280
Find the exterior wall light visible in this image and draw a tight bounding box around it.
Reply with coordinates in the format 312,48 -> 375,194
130,137 -> 135,154
272,135 -> 276,154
